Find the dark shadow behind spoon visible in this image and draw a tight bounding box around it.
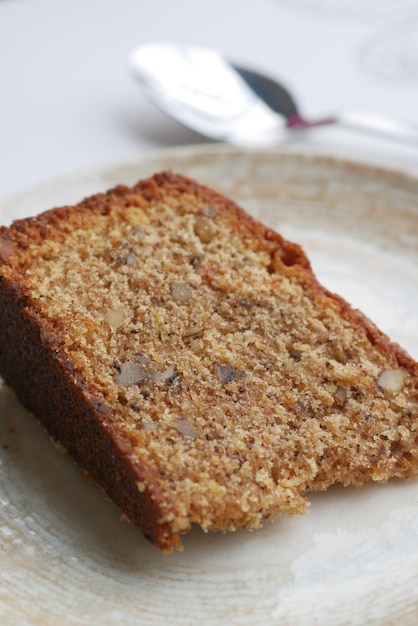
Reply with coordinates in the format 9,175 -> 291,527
233,65 -> 299,120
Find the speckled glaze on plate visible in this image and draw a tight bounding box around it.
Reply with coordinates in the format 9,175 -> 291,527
0,146 -> 417,626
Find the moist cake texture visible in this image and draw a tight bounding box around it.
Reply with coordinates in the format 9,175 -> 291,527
0,171 -> 417,552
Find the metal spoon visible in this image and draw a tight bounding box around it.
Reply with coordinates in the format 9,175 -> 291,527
130,42 -> 418,147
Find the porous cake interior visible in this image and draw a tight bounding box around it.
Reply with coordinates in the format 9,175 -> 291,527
7,178 -> 418,536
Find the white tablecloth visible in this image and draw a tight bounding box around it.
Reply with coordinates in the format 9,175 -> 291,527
1,0 -> 418,201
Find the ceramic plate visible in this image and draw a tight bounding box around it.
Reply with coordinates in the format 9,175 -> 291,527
1,146 -> 418,626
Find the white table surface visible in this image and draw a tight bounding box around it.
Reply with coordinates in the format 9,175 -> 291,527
1,0 -> 418,204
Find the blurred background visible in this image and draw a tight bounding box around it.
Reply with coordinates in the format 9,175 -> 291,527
1,0 -> 418,199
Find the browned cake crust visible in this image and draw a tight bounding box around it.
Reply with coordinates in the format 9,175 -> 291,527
0,171 -> 417,552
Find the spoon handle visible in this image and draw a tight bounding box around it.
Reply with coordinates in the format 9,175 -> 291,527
332,110 -> 418,146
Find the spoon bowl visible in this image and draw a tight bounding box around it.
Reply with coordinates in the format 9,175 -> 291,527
129,43 -> 287,146
130,43 -> 418,147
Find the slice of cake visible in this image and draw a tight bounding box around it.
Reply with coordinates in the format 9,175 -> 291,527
0,171 -> 417,552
